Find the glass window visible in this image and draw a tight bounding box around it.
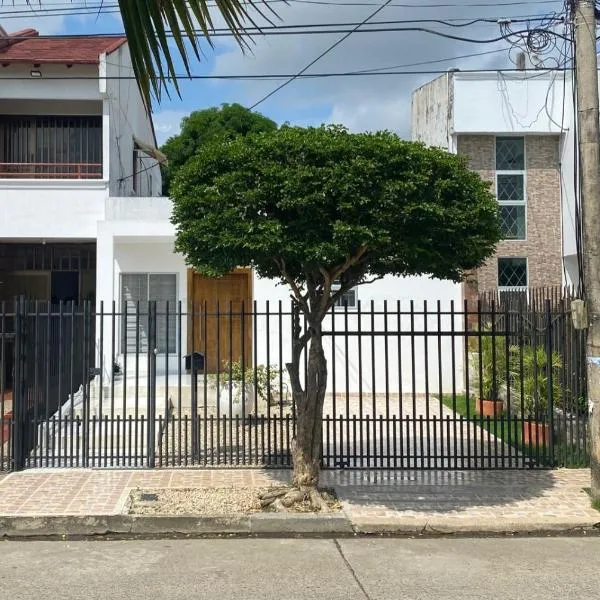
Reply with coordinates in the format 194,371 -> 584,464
496,137 -> 524,170
496,137 -> 526,240
332,281 -> 357,309
499,205 -> 526,240
498,258 -> 527,289
121,273 -> 177,353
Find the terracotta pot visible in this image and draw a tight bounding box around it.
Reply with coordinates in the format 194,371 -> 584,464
477,399 -> 504,417
523,422 -> 552,446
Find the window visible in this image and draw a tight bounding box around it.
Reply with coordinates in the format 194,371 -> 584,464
498,258 -> 527,290
332,281 -> 357,309
0,115 -> 102,178
121,273 -> 177,353
495,137 -> 526,240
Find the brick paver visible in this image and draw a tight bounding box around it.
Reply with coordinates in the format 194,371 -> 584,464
0,468 -> 596,530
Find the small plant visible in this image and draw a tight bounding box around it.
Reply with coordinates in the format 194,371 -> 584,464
509,345 -> 562,421
209,361 -> 281,404
478,326 -> 508,400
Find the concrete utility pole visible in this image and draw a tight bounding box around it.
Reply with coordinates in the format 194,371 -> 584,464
573,0 -> 600,496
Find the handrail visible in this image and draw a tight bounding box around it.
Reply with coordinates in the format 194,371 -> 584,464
0,162 -> 103,180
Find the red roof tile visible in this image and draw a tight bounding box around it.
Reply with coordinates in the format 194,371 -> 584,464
0,29 -> 126,64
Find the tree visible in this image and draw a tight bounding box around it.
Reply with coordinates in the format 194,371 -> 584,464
31,1 -> 266,103
161,104 -> 277,195
171,125 -> 501,509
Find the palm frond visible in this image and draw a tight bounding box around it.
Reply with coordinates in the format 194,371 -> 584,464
115,0 -> 271,104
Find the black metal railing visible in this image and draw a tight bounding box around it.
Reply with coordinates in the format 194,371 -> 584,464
0,295 -> 589,471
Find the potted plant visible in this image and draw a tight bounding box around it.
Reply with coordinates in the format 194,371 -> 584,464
210,362 -> 280,418
509,345 -> 561,446
477,327 -> 507,417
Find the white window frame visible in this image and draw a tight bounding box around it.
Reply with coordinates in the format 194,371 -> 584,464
332,280 -> 358,310
120,272 -> 178,354
497,257 -> 528,292
495,136 -> 527,241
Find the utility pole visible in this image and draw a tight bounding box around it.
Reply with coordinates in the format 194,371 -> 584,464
573,0 -> 600,497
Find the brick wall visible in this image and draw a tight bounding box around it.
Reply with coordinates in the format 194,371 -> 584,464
457,134 -> 562,294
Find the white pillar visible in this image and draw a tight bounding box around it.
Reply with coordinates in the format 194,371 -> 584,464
96,223 -> 115,382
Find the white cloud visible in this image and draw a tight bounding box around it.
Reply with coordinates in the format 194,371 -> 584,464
205,0 -> 543,134
152,109 -> 188,145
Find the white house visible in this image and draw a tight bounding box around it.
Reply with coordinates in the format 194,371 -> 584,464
0,28 -> 461,418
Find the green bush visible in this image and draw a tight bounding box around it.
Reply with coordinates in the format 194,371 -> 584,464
509,345 -> 562,420
478,327 -> 508,400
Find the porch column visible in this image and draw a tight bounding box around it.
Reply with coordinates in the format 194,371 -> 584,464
96,223 -> 115,383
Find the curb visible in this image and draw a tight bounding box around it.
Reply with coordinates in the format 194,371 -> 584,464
351,519 -> 600,536
0,512 -> 354,538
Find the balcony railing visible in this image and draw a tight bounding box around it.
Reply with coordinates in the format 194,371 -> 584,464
0,162 -> 103,180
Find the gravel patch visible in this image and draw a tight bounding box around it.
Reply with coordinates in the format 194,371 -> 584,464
128,487 -> 282,516
128,487 -> 341,515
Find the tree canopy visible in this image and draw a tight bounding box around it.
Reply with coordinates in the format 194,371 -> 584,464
171,124 -> 500,497
171,125 -> 500,307
161,104 -> 277,194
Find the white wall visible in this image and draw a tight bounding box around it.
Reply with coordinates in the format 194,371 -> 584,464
411,73 -> 451,147
0,180 -> 106,239
95,235 -> 187,376
452,71 -> 570,134
104,47 -> 162,198
253,275 -> 464,395
0,63 -> 101,101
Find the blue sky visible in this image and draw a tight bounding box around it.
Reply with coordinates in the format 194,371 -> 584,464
0,0 -> 565,145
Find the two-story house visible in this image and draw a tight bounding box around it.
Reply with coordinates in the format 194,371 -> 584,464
0,28 -> 164,392
411,69 -> 578,299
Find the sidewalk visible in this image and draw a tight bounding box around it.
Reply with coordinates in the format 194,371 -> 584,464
0,468 -> 598,536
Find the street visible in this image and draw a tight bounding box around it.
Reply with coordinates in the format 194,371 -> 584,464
0,537 -> 598,600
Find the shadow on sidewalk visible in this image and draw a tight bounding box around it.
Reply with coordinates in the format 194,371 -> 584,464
260,467 -> 563,513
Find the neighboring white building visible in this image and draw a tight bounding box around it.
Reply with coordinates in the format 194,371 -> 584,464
412,69 -> 579,294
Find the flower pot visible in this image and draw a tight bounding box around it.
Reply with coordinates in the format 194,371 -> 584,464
217,381 -> 255,418
477,399 -> 504,417
523,422 -> 552,446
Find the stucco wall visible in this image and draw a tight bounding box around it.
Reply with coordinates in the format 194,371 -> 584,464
254,275 -> 463,394
105,47 -> 162,198
411,73 -> 451,147
0,181 -> 106,239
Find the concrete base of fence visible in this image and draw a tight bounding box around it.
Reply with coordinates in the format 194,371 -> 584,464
0,512 -> 354,538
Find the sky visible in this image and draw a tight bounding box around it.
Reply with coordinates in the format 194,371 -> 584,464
0,0 -> 566,145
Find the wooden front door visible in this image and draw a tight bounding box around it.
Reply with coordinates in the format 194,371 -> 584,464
187,269 -> 252,373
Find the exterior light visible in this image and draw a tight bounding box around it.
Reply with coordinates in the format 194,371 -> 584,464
30,69 -> 42,78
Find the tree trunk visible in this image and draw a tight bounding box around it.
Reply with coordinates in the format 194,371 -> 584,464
290,328 -> 327,489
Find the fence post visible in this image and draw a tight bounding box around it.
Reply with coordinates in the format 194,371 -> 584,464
147,301 -> 157,468
12,297 -> 27,471
546,299 -> 555,465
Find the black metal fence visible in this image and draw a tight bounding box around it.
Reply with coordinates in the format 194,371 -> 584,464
0,293 -> 589,472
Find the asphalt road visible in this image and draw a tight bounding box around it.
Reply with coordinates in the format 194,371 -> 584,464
1,537 -> 599,599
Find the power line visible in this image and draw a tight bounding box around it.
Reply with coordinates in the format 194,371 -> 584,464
0,68 -> 570,82
2,17 -> 558,37
248,16 -> 560,106
0,0 -> 567,15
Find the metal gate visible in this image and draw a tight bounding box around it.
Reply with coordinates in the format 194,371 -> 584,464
0,295 -> 589,472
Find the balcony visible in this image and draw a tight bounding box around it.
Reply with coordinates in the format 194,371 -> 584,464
0,162 -> 102,179
0,115 -> 103,181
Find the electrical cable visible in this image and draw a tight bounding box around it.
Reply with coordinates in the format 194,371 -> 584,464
0,67 -> 571,81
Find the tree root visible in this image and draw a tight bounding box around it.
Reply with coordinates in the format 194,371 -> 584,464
258,487 -> 333,512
